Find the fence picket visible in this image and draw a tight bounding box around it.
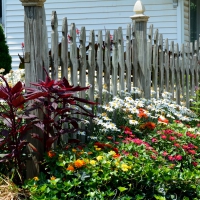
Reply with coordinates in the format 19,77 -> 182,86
194,40 -> 199,87
175,44 -> 180,104
97,30 -> 103,109
164,39 -> 169,92
51,11 -> 59,80
158,34 -> 164,98
180,44 -> 185,100
126,24 -> 131,93
190,42 -> 195,97
152,29 -> 158,98
118,27 -> 125,97
88,30 -> 95,102
79,27 -> 86,99
169,41 -> 174,99
185,43 -> 190,108
146,24 -> 153,99
61,17 -> 68,79
70,23 -> 78,86
104,30 -> 111,103
112,30 -> 118,97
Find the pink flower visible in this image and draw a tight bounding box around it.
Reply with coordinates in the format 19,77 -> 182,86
169,136 -> 176,141
21,42 -> 24,48
175,155 -> 182,161
161,135 -> 167,140
168,155 -> 175,161
162,151 -> 168,157
122,150 -> 129,156
133,152 -> 139,157
188,150 -> 196,155
164,129 -> 173,135
151,155 -> 157,160
110,34 -> 113,40
151,138 -> 158,143
132,138 -> 143,145
76,28 -> 80,35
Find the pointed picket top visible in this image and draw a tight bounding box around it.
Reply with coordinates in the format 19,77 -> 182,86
130,0 -> 149,21
148,24 -> 153,41
154,29 -> 158,44
51,11 -> 58,30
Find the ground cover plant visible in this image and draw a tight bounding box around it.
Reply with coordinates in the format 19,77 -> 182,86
23,93 -> 200,199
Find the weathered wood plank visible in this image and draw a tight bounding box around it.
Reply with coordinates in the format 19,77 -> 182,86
112,30 -> 118,97
158,33 -> 164,98
185,42 -> 190,108
194,40 -> 199,88
152,29 -> 158,98
61,17 -> 68,79
79,26 -> 86,99
97,30 -> 103,109
70,23 -> 78,86
126,24 -> 131,93
104,30 -> 111,103
88,30 -> 95,102
42,7 -> 49,77
190,42 -> 195,97
146,24 -> 153,99
180,44 -> 185,100
131,22 -> 138,91
164,39 -> 169,92
169,41 -> 174,99
51,11 -> 59,80
118,27 -> 125,97
174,43 -> 180,104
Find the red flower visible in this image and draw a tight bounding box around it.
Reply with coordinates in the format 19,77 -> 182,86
168,155 -> 175,161
21,42 -> 24,48
188,150 -> 196,155
151,155 -> 157,160
164,129 -> 173,135
144,122 -> 156,130
47,150 -> 56,158
132,138 -> 143,145
113,154 -> 120,159
192,162 -> 198,167
76,28 -> 80,35
174,143 -> 180,148
107,136 -> 113,140
133,152 -> 139,157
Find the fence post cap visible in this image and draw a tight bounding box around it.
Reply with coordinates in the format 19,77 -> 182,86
130,0 -> 149,21
20,0 -> 46,6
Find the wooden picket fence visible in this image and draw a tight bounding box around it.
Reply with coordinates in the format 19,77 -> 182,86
49,11 -> 200,110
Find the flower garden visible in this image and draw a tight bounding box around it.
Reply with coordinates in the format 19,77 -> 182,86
0,69 -> 200,200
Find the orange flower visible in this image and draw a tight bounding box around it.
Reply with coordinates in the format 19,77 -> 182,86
144,122 -> 156,130
113,154 -> 120,159
47,151 -> 56,158
138,112 -> 148,118
158,116 -> 169,125
66,165 -> 75,171
74,159 -> 86,168
88,151 -> 93,155
50,176 -> 56,180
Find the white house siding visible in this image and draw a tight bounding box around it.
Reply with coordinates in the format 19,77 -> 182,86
5,0 -> 178,70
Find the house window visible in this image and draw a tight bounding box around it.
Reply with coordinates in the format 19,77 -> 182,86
190,0 -> 200,42
0,0 -> 2,24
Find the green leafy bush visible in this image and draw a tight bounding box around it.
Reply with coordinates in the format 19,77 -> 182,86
0,25 -> 12,74
24,95 -> 200,199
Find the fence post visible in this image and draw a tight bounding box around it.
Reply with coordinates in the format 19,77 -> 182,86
20,0 -> 48,178
130,0 -> 150,98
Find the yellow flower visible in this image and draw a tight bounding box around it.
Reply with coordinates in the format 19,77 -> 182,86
121,164 -> 131,172
108,150 -> 116,156
50,176 -> 56,180
33,177 -> 39,181
90,160 -> 97,165
84,159 -> 90,164
95,148 -> 101,151
96,156 -> 103,161
72,148 -> 77,152
115,161 -> 120,166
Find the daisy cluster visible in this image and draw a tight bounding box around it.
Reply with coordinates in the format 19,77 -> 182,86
3,69 -> 25,87
102,96 -> 197,123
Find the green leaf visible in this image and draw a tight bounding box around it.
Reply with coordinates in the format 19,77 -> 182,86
136,194 -> 145,200
183,197 -> 189,200
118,187 -> 128,192
154,195 -> 166,200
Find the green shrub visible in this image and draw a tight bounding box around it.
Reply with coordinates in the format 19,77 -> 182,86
0,25 -> 12,74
